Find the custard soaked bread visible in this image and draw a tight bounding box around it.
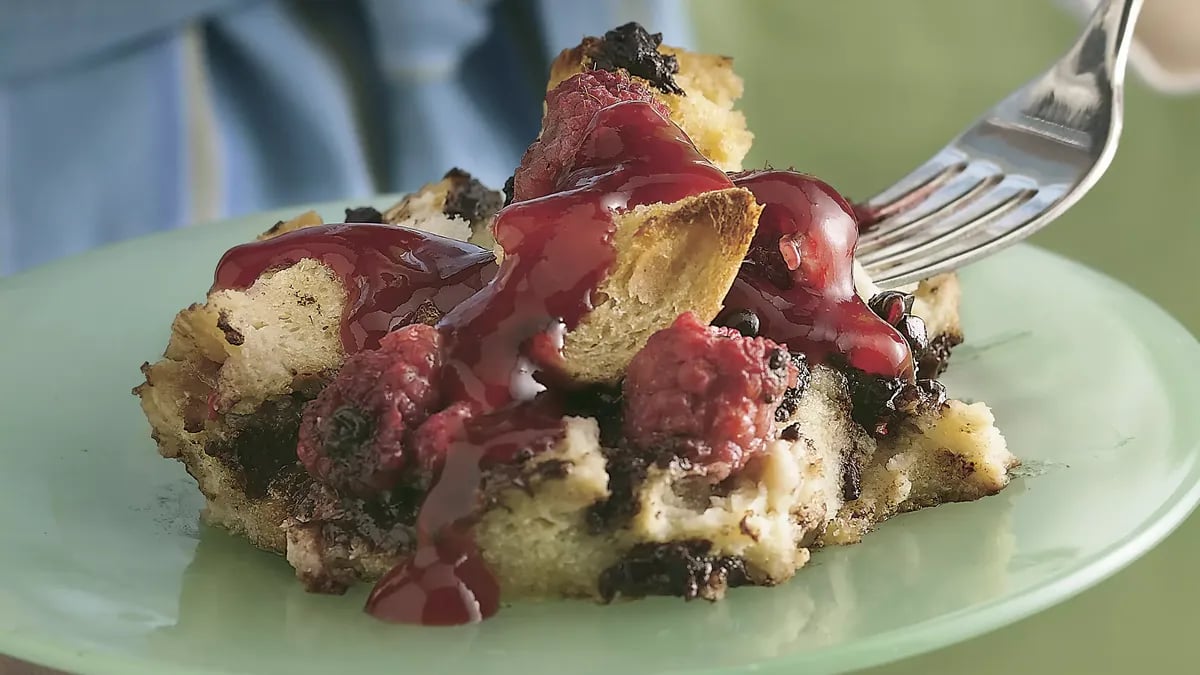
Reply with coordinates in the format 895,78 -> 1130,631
135,24 -> 1012,623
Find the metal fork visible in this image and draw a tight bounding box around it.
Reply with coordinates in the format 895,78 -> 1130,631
855,0 -> 1142,289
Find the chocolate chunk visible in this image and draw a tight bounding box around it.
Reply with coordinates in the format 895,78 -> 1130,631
867,290 -> 913,324
216,311 -> 244,346
442,168 -> 504,223
586,444 -> 648,533
563,382 -> 624,448
714,308 -> 760,337
774,352 -> 812,423
343,206 -> 385,223
502,175 -> 515,207
204,391 -> 317,498
348,480 -> 424,547
844,369 -> 950,438
915,332 -> 963,378
598,540 -> 750,602
841,456 -> 863,501
914,378 -> 948,408
867,290 -> 929,353
896,315 -> 929,353
584,22 -> 684,96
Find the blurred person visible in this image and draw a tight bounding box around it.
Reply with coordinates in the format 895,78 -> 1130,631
0,0 -> 693,275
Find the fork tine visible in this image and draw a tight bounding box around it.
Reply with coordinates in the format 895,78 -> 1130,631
863,183 -> 1069,285
857,160 -> 1004,253
858,174 -> 1037,266
852,0 -> 1140,287
856,148 -> 968,232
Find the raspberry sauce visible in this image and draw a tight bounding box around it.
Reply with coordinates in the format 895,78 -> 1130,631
364,532 -> 499,626
366,401 -> 563,625
720,171 -> 914,380
366,100 -> 731,625
211,224 -> 497,353
437,100 -> 732,410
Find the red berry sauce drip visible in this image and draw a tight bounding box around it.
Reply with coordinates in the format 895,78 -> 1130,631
364,532 -> 498,626
721,170 -> 914,380
366,100 -> 732,625
438,100 -> 732,408
366,400 -> 563,625
211,224 -> 497,353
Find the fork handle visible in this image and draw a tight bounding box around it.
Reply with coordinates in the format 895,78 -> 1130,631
1021,0 -> 1142,133
1073,0 -> 1142,85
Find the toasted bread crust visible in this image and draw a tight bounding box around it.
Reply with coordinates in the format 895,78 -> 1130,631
561,187 -> 762,383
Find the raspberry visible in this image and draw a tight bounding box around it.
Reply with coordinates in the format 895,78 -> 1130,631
622,312 -> 797,481
512,70 -> 670,202
410,398 -> 564,474
297,324 -> 443,494
410,402 -> 475,473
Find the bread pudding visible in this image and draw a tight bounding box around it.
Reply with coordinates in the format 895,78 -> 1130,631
135,22 -> 1015,625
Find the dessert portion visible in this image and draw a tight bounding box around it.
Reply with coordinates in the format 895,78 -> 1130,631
135,23 -> 1015,626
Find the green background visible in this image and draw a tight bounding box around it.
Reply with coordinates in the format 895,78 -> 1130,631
689,1 -> 1198,673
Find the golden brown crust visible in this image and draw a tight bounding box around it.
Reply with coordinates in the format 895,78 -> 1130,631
911,273 -> 962,340
381,176 -> 456,225
561,187 -> 762,384
134,260 -> 348,555
257,211 -> 324,241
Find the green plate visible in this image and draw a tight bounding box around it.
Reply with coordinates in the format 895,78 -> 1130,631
2,202 -> 1199,675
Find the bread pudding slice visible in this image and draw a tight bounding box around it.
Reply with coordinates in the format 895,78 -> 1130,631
135,26 -> 1013,623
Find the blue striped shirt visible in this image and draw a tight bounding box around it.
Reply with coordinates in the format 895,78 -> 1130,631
0,0 -> 692,274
